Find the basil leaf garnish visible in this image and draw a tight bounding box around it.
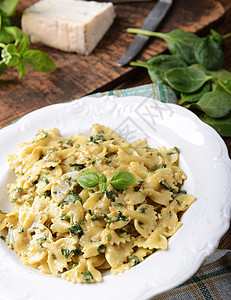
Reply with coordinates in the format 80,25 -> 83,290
100,174 -> 107,183
109,171 -> 136,190
77,171 -> 100,189
99,182 -> 107,193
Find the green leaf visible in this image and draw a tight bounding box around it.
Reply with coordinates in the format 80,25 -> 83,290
179,82 -> 211,105
131,55 -> 187,84
188,91 -> 231,118
0,61 -> 5,75
194,36 -> 224,70
99,173 -> 107,192
164,67 -> 212,93
77,171 -> 100,189
202,113 -> 231,137
109,171 -> 136,190
131,55 -> 187,70
23,50 -> 57,73
1,43 -> 21,67
100,174 -> 107,183
210,29 -> 225,49
208,69 -> 231,81
99,182 -> 107,193
214,80 -> 231,96
5,26 -> 29,47
16,59 -> 26,78
0,0 -> 19,17
127,28 -> 199,65
0,27 -> 15,44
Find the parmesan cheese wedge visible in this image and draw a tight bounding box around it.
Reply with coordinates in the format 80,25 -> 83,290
21,0 -> 116,55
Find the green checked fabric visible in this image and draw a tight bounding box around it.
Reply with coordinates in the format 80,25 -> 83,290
154,250 -> 231,300
89,83 -> 178,104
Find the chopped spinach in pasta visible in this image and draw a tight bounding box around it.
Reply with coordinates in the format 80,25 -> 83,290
0,124 -> 195,283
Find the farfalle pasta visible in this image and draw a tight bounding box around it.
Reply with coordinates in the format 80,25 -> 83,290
0,124 -> 195,283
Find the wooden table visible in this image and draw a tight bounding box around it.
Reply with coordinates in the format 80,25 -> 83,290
0,0 -> 230,251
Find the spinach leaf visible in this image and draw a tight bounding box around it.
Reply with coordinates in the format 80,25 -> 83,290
127,28 -> 199,65
23,50 -> 57,73
213,80 -> 231,96
179,82 -> 211,105
77,171 -> 100,189
208,69 -> 231,81
202,113 -> 231,137
209,29 -> 225,49
131,55 -> 187,84
131,55 -> 187,70
187,91 -> 231,118
194,36 -> 224,70
109,171 -> 136,190
164,67 -> 212,93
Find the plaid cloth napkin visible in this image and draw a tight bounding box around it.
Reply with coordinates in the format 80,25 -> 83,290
88,83 -> 178,104
89,83 -> 231,300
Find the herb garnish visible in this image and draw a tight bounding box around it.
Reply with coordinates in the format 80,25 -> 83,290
77,171 -> 136,191
69,163 -> 86,171
105,190 -> 118,201
106,211 -> 129,223
159,180 -> 171,190
128,255 -> 140,266
61,248 -> 73,258
67,222 -> 83,238
134,180 -> 144,192
59,192 -> 82,208
81,270 -> 94,282
97,244 -> 106,254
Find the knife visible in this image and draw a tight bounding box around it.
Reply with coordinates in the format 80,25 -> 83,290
117,0 -> 173,66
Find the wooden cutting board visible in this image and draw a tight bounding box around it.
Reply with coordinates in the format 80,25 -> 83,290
0,0 -> 225,128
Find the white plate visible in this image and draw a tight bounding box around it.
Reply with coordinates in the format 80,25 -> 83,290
0,95 -> 230,300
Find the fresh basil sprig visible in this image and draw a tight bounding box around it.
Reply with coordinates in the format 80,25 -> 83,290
0,1 -> 57,78
77,171 -> 136,191
0,0 -> 18,17
128,28 -> 231,137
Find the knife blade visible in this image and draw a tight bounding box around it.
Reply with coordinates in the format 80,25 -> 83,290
117,0 -> 173,66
